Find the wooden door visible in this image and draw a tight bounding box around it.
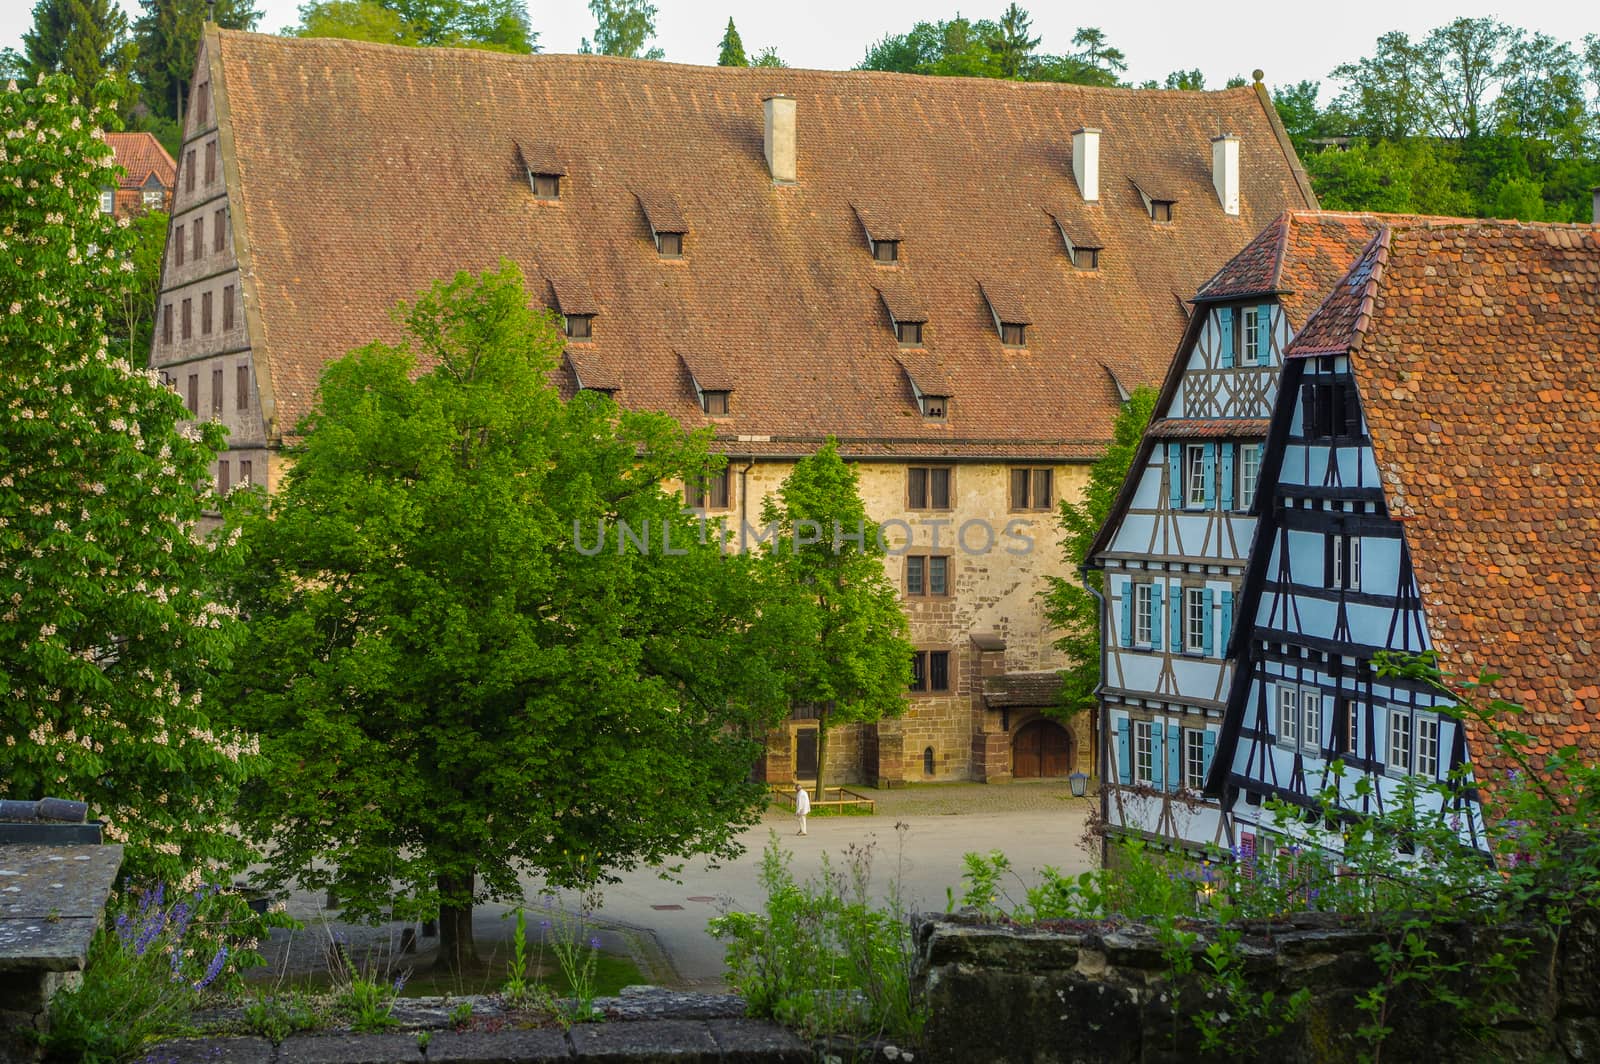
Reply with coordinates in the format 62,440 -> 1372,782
1013,720 -> 1071,779
795,728 -> 818,780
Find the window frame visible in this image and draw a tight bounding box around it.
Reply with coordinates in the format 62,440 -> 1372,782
181,298 -> 192,340
905,554 -> 951,598
565,313 -> 593,340
1184,587 -> 1206,654
1331,533 -> 1363,591
236,364 -> 249,411
531,172 -> 561,200
1151,200 -> 1174,223
142,187 -> 163,209
999,322 -> 1027,348
214,208 -> 226,252
1071,246 -> 1100,271
656,231 -> 684,258
1240,442 -> 1262,510
1278,685 -> 1300,748
907,466 -> 953,511
1301,689 -> 1322,755
1387,710 -> 1412,773
1133,583 -> 1153,646
1009,467 -> 1054,512
98,188 -> 114,214
1183,728 -> 1208,790
192,216 -> 204,261
1415,715 -> 1440,778
918,394 -> 947,420
222,285 -> 235,331
1133,720 -> 1155,785
909,649 -> 951,694
895,320 -> 923,347
174,224 -> 185,266
238,459 -> 252,488
1184,443 -> 1207,509
702,390 -> 730,416
685,465 -> 732,511
871,239 -> 899,263
1241,306 -> 1261,365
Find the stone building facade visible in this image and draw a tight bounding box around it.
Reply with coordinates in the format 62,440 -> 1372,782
149,30 -> 1317,786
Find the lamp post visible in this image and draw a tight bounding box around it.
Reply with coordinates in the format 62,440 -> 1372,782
1068,771 -> 1089,799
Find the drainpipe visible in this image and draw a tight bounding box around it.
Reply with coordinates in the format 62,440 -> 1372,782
1080,562 -> 1110,870
737,456 -> 756,550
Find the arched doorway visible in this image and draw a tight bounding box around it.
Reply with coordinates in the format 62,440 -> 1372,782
1012,718 -> 1072,779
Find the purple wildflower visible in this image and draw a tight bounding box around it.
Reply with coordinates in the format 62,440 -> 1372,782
589,936 -> 601,950
133,911 -> 165,958
392,974 -> 407,995
115,913 -> 132,946
193,946 -> 228,991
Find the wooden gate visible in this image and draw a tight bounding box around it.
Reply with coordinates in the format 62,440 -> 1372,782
1012,719 -> 1071,778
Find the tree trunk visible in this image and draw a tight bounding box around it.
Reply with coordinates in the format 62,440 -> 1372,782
435,870 -> 478,973
815,704 -> 831,803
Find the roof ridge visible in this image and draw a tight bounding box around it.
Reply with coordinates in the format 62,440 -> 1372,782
1266,210 -> 1294,292
1345,227 -> 1392,362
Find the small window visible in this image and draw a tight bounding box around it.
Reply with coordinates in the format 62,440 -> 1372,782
1415,716 -> 1440,778
1184,587 -> 1206,654
98,188 -> 114,214
702,390 -> 730,416
1000,322 -> 1027,347
214,208 -> 226,252
1184,729 -> 1208,790
895,321 -> 923,346
1151,201 -> 1174,223
923,746 -> 935,776
907,466 -> 952,510
1071,246 -> 1100,270
201,291 -> 213,335
211,368 -> 223,413
1009,468 -> 1053,511
1185,444 -> 1207,508
1239,442 -> 1262,510
186,373 -> 198,415
195,82 -> 209,126
1278,686 -> 1299,747
565,314 -> 593,340
217,459 -> 229,495
1330,534 -> 1362,591
142,187 -> 163,209
1341,696 -> 1359,756
181,298 -> 192,340
872,239 -> 899,263
174,224 -> 185,266
204,141 -> 217,185
193,218 -> 204,261
906,554 -> 950,597
185,150 -> 195,193
1133,720 -> 1155,784
656,231 -> 684,258
162,303 -> 173,345
222,285 -> 235,331
909,650 -> 951,693
1302,691 -> 1322,754
1134,583 -> 1153,645
236,364 -> 249,410
239,459 -> 253,488
1303,378 -> 1362,440
1387,711 -> 1412,772
1241,307 -> 1262,365
918,394 -> 947,419
531,173 -> 560,200
685,466 -> 731,511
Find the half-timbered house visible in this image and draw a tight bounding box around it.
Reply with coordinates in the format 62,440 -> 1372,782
1086,212 -> 1423,855
1210,220 -> 1600,860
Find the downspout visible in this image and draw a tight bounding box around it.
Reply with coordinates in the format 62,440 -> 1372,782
1080,561 -> 1110,869
737,456 -> 756,549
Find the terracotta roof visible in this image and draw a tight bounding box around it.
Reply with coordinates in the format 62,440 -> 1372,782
877,284 -> 926,325
1044,207 -> 1102,249
894,352 -> 952,397
983,670 -> 1064,707
678,350 -> 735,392
105,131 -> 175,191
1129,176 -> 1178,203
515,141 -> 567,176
207,30 -> 1314,455
852,204 -> 902,242
565,348 -> 620,391
548,275 -> 598,316
1147,417 -> 1270,439
1287,221 -> 1600,778
979,280 -> 1032,326
637,190 -> 687,234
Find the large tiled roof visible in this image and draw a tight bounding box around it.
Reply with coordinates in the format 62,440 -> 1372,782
207,30 -> 1315,456
105,131 -> 175,191
1286,221 -> 1600,772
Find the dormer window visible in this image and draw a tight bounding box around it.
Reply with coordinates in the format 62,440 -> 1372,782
679,351 -> 735,417
702,390 -> 730,415
853,204 -> 903,266
980,281 -> 1031,349
878,287 -> 927,348
1151,201 -> 1174,223
657,231 -> 683,258
1072,246 -> 1100,270
872,239 -> 899,263
1000,323 -> 1027,347
550,275 -> 597,342
1045,209 -> 1103,272
99,188 -> 114,214
565,313 -> 593,340
638,191 -> 688,261
896,321 -> 923,346
896,354 -> 951,423
919,394 -> 947,419
532,173 -> 561,200
517,140 -> 567,203
1131,178 -> 1178,224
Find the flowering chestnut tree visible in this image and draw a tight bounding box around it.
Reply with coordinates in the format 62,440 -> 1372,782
0,74 -> 256,880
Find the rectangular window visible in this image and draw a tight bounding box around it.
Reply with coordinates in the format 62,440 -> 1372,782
1134,583 -> 1153,645
214,208 -> 225,252
186,373 -> 198,415
1000,322 -> 1027,347
99,188 -> 114,214
1343,697 -> 1359,756
656,232 -> 683,258
211,368 -> 222,413
193,218 -> 204,261
1304,379 -> 1363,440
1241,307 -> 1261,365
1009,468 -> 1053,511
174,224 -> 185,266
1240,442 -> 1262,510
1185,444 -> 1207,508
909,650 -> 951,693
685,466 -> 731,511
185,150 -> 195,192
143,187 -> 163,209
531,173 -> 560,200
236,364 -> 249,410
872,239 -> 899,263
906,555 -> 950,597
1302,691 -> 1322,754
195,82 -> 208,126
1184,729 -> 1208,790
162,303 -> 173,345
1278,686 -> 1299,747
702,390 -> 729,415
1133,720 -> 1155,784
222,285 -> 235,330
217,459 -> 229,494
907,466 -> 952,510
919,394 -> 947,419
1415,716 -> 1440,778
1331,534 -> 1362,591
1071,246 -> 1099,270
181,298 -> 192,340
1184,587 -> 1206,654
201,291 -> 213,335
895,320 -> 923,346
565,314 -> 592,339
204,141 -> 217,184
1387,711 -> 1412,772
238,459 -> 252,487
1151,201 -> 1174,223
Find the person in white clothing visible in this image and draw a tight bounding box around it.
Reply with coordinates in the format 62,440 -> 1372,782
794,784 -> 811,836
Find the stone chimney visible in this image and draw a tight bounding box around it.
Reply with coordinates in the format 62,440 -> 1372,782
1072,128 -> 1100,202
763,95 -> 796,184
1212,134 -> 1240,216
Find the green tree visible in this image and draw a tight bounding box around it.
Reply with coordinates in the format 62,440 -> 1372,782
716,16 -> 745,66
133,0 -> 261,122
759,440 -> 911,798
989,3 -> 1039,79
1420,16 -> 1513,140
20,0 -> 138,112
0,75 -> 254,882
1330,30 -> 1433,140
751,46 -> 786,69
110,208 -> 168,362
581,0 -> 662,60
1273,80 -> 1334,155
1302,137 -> 1472,215
1041,387 -> 1156,718
1071,26 -> 1126,77
287,0 -> 536,52
287,0 -> 418,44
1164,68 -> 1204,91
222,262 -> 788,971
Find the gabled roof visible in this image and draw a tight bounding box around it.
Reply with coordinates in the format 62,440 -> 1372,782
515,141 -> 567,176
204,30 -> 1315,455
877,284 -> 927,325
1282,221 -> 1600,773
105,132 -> 175,192
852,204 -> 903,242
637,190 -> 687,235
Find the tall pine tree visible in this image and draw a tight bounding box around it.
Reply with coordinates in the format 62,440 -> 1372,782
20,0 -> 137,111
716,17 -> 746,66
133,0 -> 261,123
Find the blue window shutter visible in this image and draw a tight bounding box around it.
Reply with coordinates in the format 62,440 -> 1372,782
1256,304 -> 1273,362
1202,443 -> 1217,507
1150,725 -> 1164,788
1221,588 -> 1234,648
1166,723 -> 1181,792
1203,729 -> 1217,778
1202,587 -> 1216,656
1150,582 -> 1163,645
1119,579 -> 1132,648
1218,308 -> 1235,368
1116,718 -> 1131,785
1167,443 -> 1183,509
1220,444 -> 1234,511
1169,588 -> 1183,653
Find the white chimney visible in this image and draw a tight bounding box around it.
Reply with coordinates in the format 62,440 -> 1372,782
1072,127 -> 1100,203
763,95 -> 796,184
1212,134 -> 1240,216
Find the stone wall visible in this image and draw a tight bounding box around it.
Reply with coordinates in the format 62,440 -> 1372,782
912,910 -> 1600,1063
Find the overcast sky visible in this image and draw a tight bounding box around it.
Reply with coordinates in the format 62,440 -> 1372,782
2,1 -> 1595,98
